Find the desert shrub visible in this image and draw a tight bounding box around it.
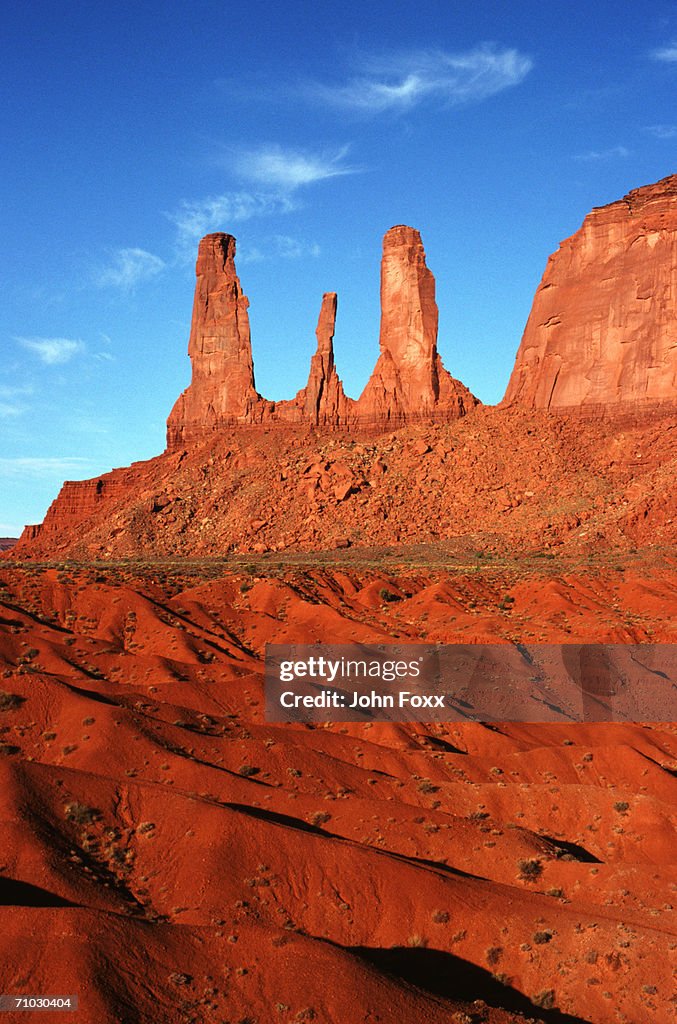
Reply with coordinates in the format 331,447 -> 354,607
64,802 -> 101,825
518,858 -> 543,881
0,690 -> 24,711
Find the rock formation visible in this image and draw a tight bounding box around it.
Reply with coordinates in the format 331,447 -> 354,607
166,233 -> 266,448
358,225 -> 476,422
504,174 -> 677,410
290,293 -> 352,426
166,226 -> 476,447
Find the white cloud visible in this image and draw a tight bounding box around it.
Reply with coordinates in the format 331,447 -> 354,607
0,385 -> 31,416
644,124 -> 677,139
0,456 -> 94,477
233,144 -> 356,190
573,145 -> 629,161
168,191 -> 295,256
651,43 -> 677,62
274,235 -> 321,259
239,235 -> 321,264
309,45 -> 532,113
0,403 -> 22,417
17,337 -> 85,365
97,247 -> 166,289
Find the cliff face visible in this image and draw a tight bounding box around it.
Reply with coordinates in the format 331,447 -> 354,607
165,225 -> 476,446
504,174 -> 677,410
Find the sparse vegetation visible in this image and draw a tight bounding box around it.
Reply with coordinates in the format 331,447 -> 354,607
0,690 -> 24,711
518,858 -> 543,881
533,989 -> 555,1009
64,802 -> 101,825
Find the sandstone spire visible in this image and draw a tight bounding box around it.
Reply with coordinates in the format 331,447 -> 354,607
166,233 -> 263,448
504,174 -> 677,410
300,293 -> 351,425
357,225 -> 478,422
166,225 -> 477,445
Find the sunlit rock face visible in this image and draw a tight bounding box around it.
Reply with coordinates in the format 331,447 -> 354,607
357,225 -> 477,424
166,233 -> 265,448
504,174 -> 677,411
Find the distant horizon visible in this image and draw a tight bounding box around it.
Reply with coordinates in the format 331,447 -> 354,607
2,1 -> 676,534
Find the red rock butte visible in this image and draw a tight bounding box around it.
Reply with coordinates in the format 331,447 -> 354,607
10,174 -> 677,557
504,173 -> 677,411
166,224 -> 479,447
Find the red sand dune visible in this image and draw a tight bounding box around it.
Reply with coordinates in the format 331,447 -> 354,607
0,560 -> 675,1023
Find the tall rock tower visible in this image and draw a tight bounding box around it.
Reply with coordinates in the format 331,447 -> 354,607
357,225 -> 477,422
166,233 -> 263,448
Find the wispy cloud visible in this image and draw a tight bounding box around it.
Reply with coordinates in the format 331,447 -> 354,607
651,43 -> 677,62
240,234 -> 321,264
644,124 -> 677,139
97,247 -> 166,289
0,385 -> 31,417
168,191 -> 295,256
573,145 -> 629,162
0,456 -> 94,477
233,144 -> 356,190
308,45 -> 532,113
0,403 -> 23,418
17,337 -> 85,365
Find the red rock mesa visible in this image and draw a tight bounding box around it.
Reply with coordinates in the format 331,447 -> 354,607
504,174 -> 677,410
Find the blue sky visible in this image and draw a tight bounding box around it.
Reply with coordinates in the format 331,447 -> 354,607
1,1 -> 676,535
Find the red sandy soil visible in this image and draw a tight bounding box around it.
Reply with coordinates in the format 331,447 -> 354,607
0,554 -> 675,1023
